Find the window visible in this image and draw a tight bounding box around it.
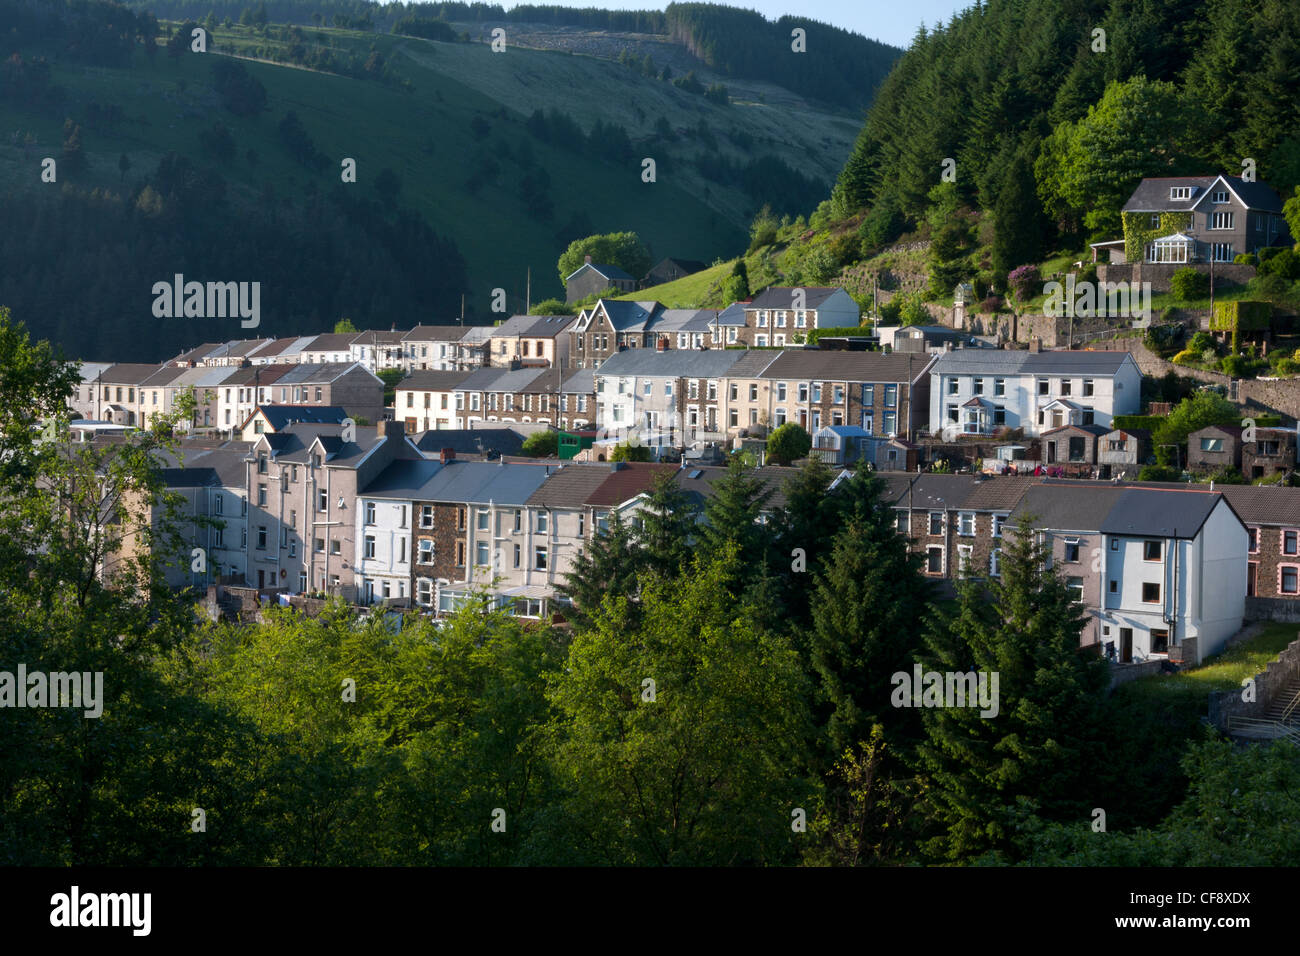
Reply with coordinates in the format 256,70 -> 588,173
214,494 -> 224,515
1110,539 -> 1119,551
477,508 -> 489,531
833,385 -> 844,404
926,547 -> 943,574
534,546 -> 548,570
1211,243 -> 1234,262
257,484 -> 267,507
1060,379 -> 1071,396
1285,530 -> 1299,555
420,505 -> 433,528
513,544 -> 521,568
578,513 -> 585,537
364,535 -> 376,559
366,502 -> 376,525
1066,576 -> 1084,604
475,541 -> 489,566
314,537 -> 324,553
948,378 -> 959,396
417,579 -> 433,605
1064,540 -> 1080,563
958,512 -> 975,536
896,512 -> 908,533
318,490 -> 328,512
1211,211 -> 1234,230
256,526 -> 267,550
537,510 -> 549,534
1109,580 -> 1117,594
756,334 -> 768,347
1169,186 -> 1192,200
749,384 -> 759,401
456,541 -> 465,567
957,544 -> 973,572
1142,582 -> 1161,603
1248,527 -> 1259,553
993,514 -> 1008,538
288,539 -> 296,558
798,384 -> 809,403
883,412 -> 897,436
419,539 -> 433,564
777,383 -> 788,402
862,384 -> 874,406
1144,540 -> 1162,561
1038,379 -> 1049,396
258,454 -> 267,474
811,384 -> 822,403
330,540 -> 341,555
1282,565 -> 1300,595
929,512 -> 944,535
1212,189 -> 1228,204
989,548 -> 1002,577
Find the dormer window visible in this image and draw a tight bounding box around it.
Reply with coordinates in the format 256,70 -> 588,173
1169,186 -> 1192,200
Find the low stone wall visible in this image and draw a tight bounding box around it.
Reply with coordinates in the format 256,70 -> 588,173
1245,597 -> 1300,623
1208,632 -> 1300,728
1098,262 -> 1257,293
1109,659 -> 1165,689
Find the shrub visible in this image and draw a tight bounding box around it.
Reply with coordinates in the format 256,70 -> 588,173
1188,331 -> 1215,354
1006,264 -> 1040,303
1169,267 -> 1210,300
1205,465 -> 1247,485
980,295 -> 1003,313
521,431 -> 558,457
1219,355 -> 1246,377
1260,248 -> 1300,281
1171,349 -> 1199,366
609,442 -> 651,462
1233,253 -> 1259,266
1139,464 -> 1181,482
767,422 -> 812,465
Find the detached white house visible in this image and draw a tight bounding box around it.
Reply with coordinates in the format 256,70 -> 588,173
929,348 -> 1141,438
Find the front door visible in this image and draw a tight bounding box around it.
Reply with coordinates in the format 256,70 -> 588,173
1046,441 -> 1057,463
257,569 -> 265,589
1120,628 -> 1133,663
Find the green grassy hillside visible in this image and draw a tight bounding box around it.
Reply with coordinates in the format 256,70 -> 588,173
0,19 -> 861,311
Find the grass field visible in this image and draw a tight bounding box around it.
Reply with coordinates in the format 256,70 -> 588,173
0,22 -> 858,315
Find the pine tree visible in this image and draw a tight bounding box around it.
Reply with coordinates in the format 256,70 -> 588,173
632,471 -> 696,580
557,511 -> 640,628
914,517 -> 1110,861
697,458 -> 771,574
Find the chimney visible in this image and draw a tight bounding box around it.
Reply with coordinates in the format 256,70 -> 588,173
383,420 -> 404,439
584,254 -> 592,265
657,337 -> 667,352
1029,338 -> 1041,353
440,447 -> 456,465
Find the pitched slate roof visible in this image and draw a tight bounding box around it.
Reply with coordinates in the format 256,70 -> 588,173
417,460 -> 559,505
1041,423 -> 1110,437
276,362 -> 378,384
360,458 -> 446,499
491,314 -> 578,338
100,363 -> 168,384
759,349 -> 933,383
526,463 -> 615,508
650,308 -> 717,334
561,368 -> 596,394
672,464 -> 796,511
747,286 -> 846,310
1011,480 -> 1235,538
457,365 -> 548,393
252,405 -> 349,430
412,428 -> 527,458
595,348 -> 752,379
403,325 -> 474,342
1123,175 -> 1285,213
714,301 -> 749,327
303,332 -> 362,352
399,370 -> 475,391
1099,487 -> 1226,538
586,462 -> 679,507
929,349 -> 1137,376
595,299 -> 662,333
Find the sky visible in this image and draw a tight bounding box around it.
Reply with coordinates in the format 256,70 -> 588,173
502,0 -> 975,48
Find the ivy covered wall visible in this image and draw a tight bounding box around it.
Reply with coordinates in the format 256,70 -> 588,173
1122,211 -> 1193,262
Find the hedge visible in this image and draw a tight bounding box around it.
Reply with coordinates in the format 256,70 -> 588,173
1210,300 -> 1272,333
1112,415 -> 1165,432
806,325 -> 872,344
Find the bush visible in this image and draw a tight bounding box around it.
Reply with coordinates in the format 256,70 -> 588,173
521,431 -> 558,457
1169,267 -> 1210,300
609,442 -> 651,462
1259,248 -> 1300,281
1205,465 -> 1248,484
1139,464 -> 1181,482
1143,323 -> 1184,357
980,295 -> 1004,313
767,422 -> 812,465
1219,355 -> 1247,377
1006,264 -> 1040,303
1233,253 -> 1259,266
1171,349 -> 1199,366
1188,331 -> 1215,354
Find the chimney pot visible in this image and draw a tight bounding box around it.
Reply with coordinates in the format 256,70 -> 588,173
584,254 -> 592,264
440,447 -> 455,464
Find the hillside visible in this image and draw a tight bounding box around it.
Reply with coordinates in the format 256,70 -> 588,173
0,2 -> 888,360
